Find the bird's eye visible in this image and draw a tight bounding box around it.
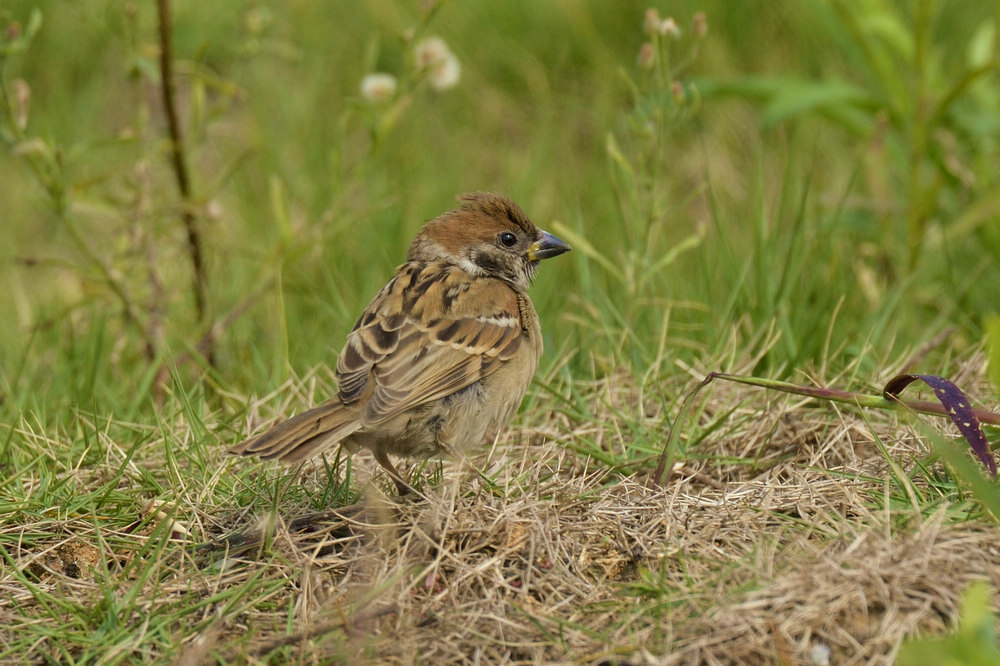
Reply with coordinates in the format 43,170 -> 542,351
498,231 -> 518,247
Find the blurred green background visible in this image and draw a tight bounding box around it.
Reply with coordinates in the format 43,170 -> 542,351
2,0 -> 999,424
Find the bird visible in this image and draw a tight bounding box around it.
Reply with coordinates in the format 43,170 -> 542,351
229,192 -> 571,495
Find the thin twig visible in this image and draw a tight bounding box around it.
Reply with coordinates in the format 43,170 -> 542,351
156,0 -> 209,335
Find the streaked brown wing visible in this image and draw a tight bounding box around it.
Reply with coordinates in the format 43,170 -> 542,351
335,263 -> 524,428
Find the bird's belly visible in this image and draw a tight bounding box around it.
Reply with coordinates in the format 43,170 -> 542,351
343,376 -> 527,460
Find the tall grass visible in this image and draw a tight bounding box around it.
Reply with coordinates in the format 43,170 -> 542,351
4,1 -> 996,405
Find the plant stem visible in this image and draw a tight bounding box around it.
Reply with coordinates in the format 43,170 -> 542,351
906,0 -> 933,271
156,0 -> 209,332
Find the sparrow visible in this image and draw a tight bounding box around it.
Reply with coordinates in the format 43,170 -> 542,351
229,192 -> 571,494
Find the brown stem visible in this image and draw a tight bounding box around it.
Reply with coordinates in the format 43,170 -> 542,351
155,0 -> 209,336
652,371 -> 1000,487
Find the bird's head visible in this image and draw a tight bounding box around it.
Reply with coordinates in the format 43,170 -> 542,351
408,192 -> 571,289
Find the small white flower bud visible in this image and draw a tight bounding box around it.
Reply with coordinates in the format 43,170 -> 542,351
360,73 -> 397,103
415,36 -> 461,90
643,9 -> 661,36
659,17 -> 680,38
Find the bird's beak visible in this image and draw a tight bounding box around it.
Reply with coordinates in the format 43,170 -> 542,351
526,230 -> 571,261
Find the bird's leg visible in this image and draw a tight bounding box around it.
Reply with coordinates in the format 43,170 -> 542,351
373,450 -> 417,496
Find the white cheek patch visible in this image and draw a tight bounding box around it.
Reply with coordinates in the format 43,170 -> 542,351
455,256 -> 486,276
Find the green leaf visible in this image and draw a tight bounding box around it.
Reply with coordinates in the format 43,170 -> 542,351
761,79 -> 875,128
967,23 -> 996,70
25,8 -> 43,40
695,75 -> 795,102
697,76 -> 875,134
897,581 -> 1000,666
987,315 -> 1000,399
862,10 -> 914,62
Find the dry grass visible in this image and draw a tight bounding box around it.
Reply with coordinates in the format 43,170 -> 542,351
4,369 -> 1000,664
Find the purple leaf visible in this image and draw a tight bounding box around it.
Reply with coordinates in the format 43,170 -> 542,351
883,374 -> 996,477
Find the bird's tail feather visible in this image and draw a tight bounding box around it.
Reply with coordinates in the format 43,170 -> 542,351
228,400 -> 361,463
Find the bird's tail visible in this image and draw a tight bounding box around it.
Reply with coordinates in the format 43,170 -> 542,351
228,399 -> 362,463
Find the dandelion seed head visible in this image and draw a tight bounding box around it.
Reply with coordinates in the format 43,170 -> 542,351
659,17 -> 680,37
429,55 -> 461,90
415,36 -> 452,68
360,72 -> 397,103
415,36 -> 461,90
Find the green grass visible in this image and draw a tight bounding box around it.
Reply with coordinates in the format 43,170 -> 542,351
3,0 -> 1000,662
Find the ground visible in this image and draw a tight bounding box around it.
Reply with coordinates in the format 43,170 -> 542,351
8,364 -> 997,664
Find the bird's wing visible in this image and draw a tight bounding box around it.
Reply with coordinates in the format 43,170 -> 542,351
336,262 -> 525,427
